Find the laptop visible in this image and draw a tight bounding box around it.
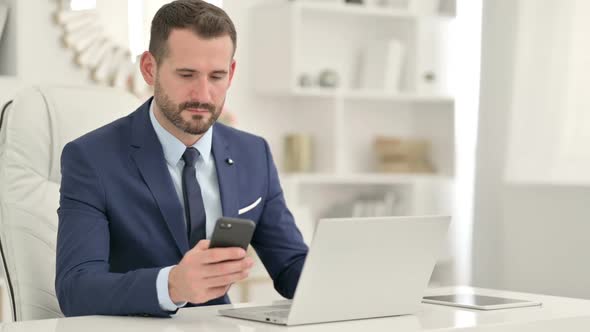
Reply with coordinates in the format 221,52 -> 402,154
219,215 -> 450,326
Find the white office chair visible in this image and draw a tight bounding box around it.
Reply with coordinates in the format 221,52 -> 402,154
0,86 -> 140,321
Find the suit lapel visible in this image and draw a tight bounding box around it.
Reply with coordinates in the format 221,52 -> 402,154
129,99 -> 189,255
212,124 -> 239,218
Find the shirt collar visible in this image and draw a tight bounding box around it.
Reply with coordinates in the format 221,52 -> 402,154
149,100 -> 213,166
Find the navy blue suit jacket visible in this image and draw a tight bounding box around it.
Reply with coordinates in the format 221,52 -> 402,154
55,99 -> 308,317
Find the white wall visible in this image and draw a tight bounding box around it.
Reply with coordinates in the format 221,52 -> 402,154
473,0 -> 590,299
505,0 -> 590,184
0,0 -> 92,84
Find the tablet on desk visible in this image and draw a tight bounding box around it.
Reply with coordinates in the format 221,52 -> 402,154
422,294 -> 542,310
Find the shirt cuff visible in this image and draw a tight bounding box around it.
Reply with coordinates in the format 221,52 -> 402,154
157,265 -> 188,311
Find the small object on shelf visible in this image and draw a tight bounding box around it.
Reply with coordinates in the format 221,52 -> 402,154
298,73 -> 314,88
374,136 -> 435,173
318,69 -> 340,88
420,70 -> 438,93
345,0 -> 364,4
284,134 -> 314,173
351,191 -> 399,217
424,71 -> 436,82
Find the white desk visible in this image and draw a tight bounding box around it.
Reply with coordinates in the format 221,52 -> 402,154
2,287 -> 590,331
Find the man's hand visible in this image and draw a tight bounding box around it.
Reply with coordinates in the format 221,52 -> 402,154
168,239 -> 254,304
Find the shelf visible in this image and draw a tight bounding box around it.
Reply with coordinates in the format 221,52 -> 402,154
286,87 -> 454,103
293,2 -> 453,20
295,2 -> 418,19
344,90 -> 453,103
280,173 -> 452,185
506,178 -> 590,188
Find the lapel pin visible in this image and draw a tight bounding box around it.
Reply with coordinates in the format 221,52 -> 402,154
226,158 -> 234,165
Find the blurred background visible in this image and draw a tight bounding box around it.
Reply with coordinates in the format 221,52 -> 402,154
1,0 -> 589,322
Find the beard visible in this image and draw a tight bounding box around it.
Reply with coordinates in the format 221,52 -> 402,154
153,79 -> 223,135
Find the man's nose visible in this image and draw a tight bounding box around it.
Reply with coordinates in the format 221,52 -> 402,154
190,78 -> 212,103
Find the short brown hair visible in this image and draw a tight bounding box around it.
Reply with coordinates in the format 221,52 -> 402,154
149,0 -> 237,64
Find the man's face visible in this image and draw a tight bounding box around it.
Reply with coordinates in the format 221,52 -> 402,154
152,29 -> 235,136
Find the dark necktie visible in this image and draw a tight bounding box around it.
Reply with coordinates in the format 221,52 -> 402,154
182,147 -> 207,248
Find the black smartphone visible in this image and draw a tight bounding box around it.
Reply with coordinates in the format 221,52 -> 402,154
209,217 -> 256,250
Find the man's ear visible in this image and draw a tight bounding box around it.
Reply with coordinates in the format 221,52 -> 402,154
227,59 -> 237,89
139,51 -> 157,86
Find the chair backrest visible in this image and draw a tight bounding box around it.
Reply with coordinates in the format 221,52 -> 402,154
0,86 -> 140,321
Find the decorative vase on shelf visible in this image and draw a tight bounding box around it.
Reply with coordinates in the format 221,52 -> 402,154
284,134 -> 314,173
318,69 -> 341,89
298,73 -> 314,88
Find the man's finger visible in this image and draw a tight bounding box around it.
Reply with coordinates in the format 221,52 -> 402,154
194,239 -> 211,251
203,270 -> 250,288
206,285 -> 229,301
202,258 -> 254,278
202,247 -> 246,264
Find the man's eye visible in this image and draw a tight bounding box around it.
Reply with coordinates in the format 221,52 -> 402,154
211,75 -> 223,80
180,74 -> 192,78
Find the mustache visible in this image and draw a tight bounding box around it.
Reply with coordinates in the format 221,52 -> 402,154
179,101 -> 215,113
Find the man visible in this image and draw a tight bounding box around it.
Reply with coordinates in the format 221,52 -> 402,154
55,0 -> 308,317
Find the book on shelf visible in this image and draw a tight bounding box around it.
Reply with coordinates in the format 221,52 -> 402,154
358,39 -> 405,94
374,136 -> 435,173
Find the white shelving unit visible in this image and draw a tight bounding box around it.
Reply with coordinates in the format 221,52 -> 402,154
249,0 -> 455,194
231,1 -> 457,303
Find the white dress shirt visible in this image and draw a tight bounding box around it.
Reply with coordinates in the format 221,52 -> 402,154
148,101 -> 223,311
